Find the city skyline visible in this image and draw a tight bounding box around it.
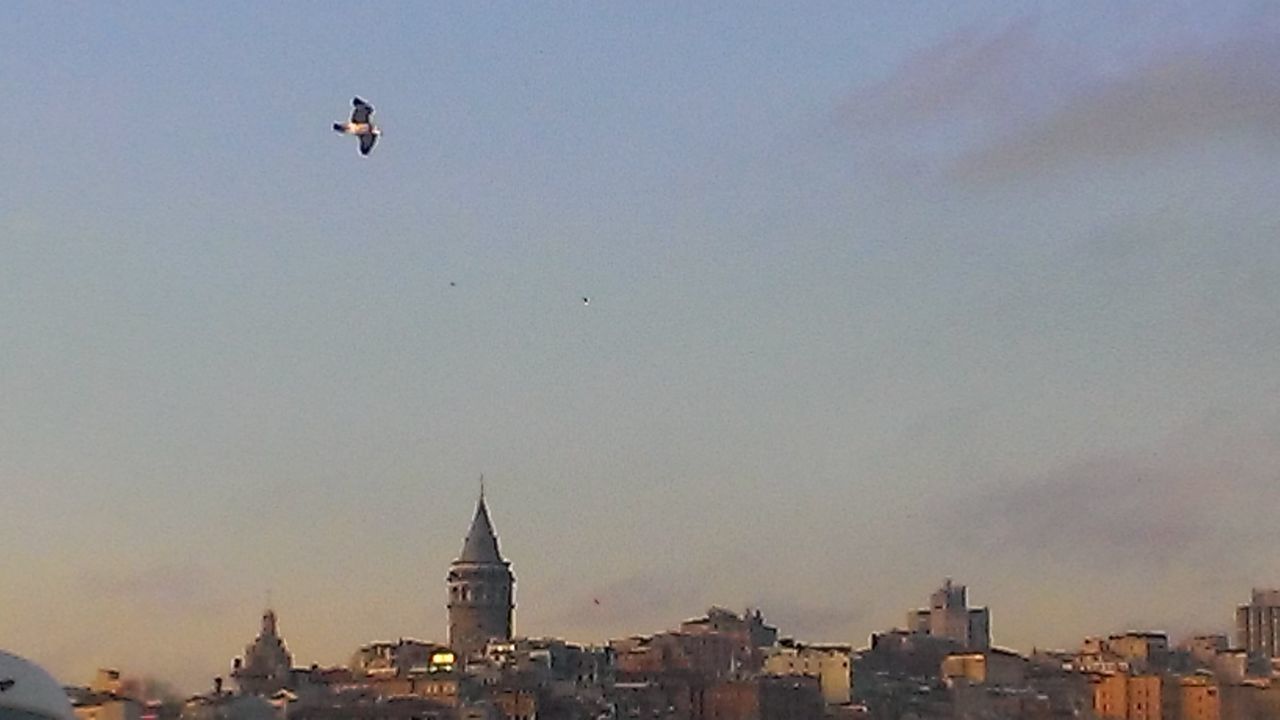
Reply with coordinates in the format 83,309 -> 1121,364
23,488 -> 1270,694
4,1 -> 1280,694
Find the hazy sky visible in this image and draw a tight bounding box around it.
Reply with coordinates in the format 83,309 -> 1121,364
4,1 -> 1280,692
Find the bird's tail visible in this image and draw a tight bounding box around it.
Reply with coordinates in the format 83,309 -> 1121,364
332,123 -> 346,133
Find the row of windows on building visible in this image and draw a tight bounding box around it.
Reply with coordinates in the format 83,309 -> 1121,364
449,585 -> 510,604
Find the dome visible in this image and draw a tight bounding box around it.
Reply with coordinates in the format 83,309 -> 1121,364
0,651 -> 74,720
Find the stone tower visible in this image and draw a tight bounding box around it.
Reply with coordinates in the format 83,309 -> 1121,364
446,490 -> 515,659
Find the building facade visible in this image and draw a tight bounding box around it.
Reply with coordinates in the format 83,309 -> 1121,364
940,649 -> 1027,688
907,579 -> 991,651
447,493 -> 515,659
1177,675 -> 1221,720
1236,588 -> 1280,658
1106,632 -> 1169,668
350,639 -> 447,677
1091,673 -> 1163,720
71,698 -> 141,720
762,642 -> 852,705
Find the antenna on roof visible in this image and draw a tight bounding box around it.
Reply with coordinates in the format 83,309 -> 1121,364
479,473 -> 485,502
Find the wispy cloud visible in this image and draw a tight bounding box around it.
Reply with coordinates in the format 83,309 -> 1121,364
953,32 -> 1280,184
937,415 -> 1280,577
914,415 -> 1280,645
80,561 -> 234,616
746,597 -> 868,645
538,564 -> 714,640
836,11 -> 1280,183
840,16 -> 1049,132
542,574 -> 869,647
833,15 -> 1077,177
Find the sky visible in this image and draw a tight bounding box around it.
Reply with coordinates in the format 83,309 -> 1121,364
3,0 -> 1280,693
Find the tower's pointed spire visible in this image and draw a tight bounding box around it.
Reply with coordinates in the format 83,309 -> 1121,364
458,477 -> 503,564
261,607 -> 278,637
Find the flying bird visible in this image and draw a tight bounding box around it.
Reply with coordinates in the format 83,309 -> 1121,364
582,297 -> 590,305
333,97 -> 380,156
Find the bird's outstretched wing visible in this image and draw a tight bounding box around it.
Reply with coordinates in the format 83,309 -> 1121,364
351,97 -> 374,124
359,132 -> 378,156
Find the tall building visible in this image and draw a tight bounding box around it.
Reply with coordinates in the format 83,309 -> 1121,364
447,491 -> 515,659
907,579 -> 991,651
1236,588 -> 1280,658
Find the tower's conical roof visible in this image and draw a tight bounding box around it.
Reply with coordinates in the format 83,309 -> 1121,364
457,495 -> 503,564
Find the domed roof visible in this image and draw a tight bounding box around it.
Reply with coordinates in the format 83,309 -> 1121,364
0,651 -> 75,720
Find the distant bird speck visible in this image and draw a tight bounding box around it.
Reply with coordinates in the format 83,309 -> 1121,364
582,297 -> 590,305
332,97 -> 380,156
